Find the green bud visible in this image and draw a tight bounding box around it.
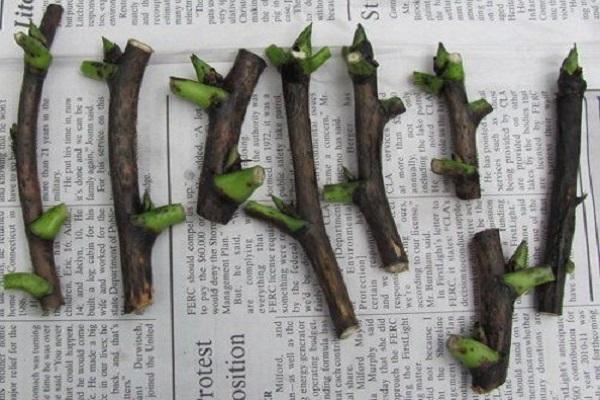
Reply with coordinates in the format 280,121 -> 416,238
170,78 -> 229,109
29,204 -> 68,240
245,201 -> 308,233
447,335 -> 501,369
132,204 -> 186,233
3,272 -> 54,299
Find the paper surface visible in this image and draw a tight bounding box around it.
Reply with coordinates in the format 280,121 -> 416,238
0,1 -> 599,399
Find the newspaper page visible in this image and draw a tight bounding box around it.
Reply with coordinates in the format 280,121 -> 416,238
1,1 -> 600,57
0,1 -> 599,399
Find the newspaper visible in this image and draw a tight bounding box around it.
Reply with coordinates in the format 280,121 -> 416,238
0,1 -> 599,399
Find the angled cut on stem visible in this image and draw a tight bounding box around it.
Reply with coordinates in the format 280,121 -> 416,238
81,39 -> 185,313
246,25 -> 359,339
413,44 -> 493,199
12,4 -> 66,310
535,47 -> 587,315
170,49 -> 266,224
448,230 -> 554,393
323,25 -> 408,273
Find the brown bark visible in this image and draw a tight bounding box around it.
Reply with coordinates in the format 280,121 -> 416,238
14,4 -> 64,310
535,60 -> 587,315
470,229 -> 517,393
348,61 -> 408,273
106,40 -> 159,313
440,81 -> 483,199
196,49 -> 266,223
275,63 -> 358,338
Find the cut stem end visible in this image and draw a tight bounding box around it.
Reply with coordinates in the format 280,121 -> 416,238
384,260 -> 409,274
339,324 -> 360,340
214,166 -> 265,204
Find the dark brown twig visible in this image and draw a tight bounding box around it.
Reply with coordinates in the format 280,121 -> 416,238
448,230 -> 554,393
81,39 -> 185,313
12,4 -> 65,310
414,44 -> 493,200
469,229 -> 514,392
245,25 -> 359,338
323,25 -> 408,273
536,47 -> 587,315
170,50 -> 266,224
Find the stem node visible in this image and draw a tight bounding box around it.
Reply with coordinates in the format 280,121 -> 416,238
14,31 -> 52,70
470,99 -> 493,124
266,24 -> 331,75
381,96 -> 406,118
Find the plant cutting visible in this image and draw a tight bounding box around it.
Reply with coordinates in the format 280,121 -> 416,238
323,25 -> 408,273
535,47 -> 587,315
245,25 -> 359,339
170,49 -> 267,224
448,230 -> 555,393
81,38 -> 185,313
9,4 -> 66,310
413,44 -> 493,199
